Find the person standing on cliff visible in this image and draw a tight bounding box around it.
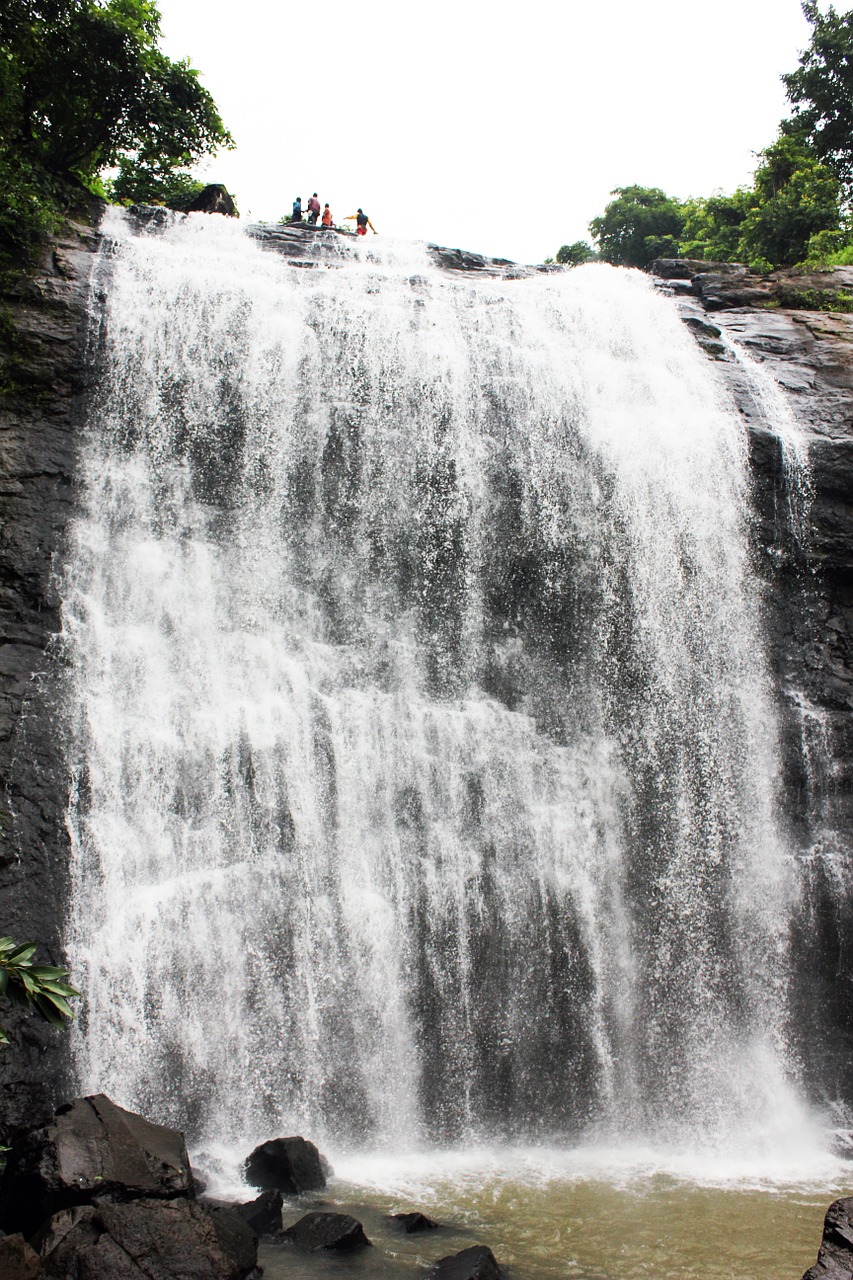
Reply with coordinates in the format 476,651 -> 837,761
321,203 -> 333,228
292,196 -> 302,222
345,208 -> 376,236
306,193 -> 321,225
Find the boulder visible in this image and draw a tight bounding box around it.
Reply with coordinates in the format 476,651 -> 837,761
243,1136 -> 326,1194
0,1094 -> 193,1239
185,184 -> 238,217
802,1196 -> 853,1280
0,1233 -> 41,1279
279,1210 -> 371,1251
235,1189 -> 283,1235
201,1205 -> 258,1276
429,1244 -> 501,1280
390,1210 -> 440,1232
34,1197 -> 257,1279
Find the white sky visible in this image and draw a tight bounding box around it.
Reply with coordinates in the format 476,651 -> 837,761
156,0 -> 816,265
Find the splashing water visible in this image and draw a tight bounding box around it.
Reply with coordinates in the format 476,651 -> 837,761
62,209 -> 815,1167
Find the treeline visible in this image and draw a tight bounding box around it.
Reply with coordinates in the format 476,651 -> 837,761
0,0 -> 232,267
558,2 -> 853,272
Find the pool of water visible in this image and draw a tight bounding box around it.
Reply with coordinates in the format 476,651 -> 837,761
200,1144 -> 852,1279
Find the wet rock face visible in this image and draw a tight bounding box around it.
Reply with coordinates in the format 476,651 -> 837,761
0,1093 -> 194,1239
0,215 -> 100,1136
35,1198 -> 254,1280
653,258 -> 853,1102
801,1195 -> 853,1280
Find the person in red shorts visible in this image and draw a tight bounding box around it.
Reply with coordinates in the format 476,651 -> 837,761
345,208 -> 377,236
321,203 -> 333,227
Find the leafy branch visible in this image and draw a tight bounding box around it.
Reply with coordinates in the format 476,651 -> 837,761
0,936 -> 79,1046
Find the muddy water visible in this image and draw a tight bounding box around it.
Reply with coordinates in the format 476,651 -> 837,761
250,1156 -> 850,1280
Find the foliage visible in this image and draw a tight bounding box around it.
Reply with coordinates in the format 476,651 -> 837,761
738,136 -> 841,267
556,240 -> 597,265
782,1 -> 853,190
588,186 -> 687,268
678,189 -> 756,262
0,0 -> 232,266
106,160 -> 205,210
0,936 -> 79,1046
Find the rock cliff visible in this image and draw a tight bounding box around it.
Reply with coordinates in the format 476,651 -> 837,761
0,217 -> 100,1132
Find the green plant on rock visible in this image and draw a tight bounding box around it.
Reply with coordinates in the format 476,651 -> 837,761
0,936 -> 79,1046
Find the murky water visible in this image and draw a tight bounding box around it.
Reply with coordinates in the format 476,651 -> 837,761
198,1145 -> 851,1279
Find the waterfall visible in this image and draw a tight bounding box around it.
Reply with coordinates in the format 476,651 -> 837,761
62,208 -> 808,1156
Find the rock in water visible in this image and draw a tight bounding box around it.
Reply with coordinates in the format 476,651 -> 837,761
0,1093 -> 193,1239
185,184 -> 238,216
391,1210 -> 441,1232
235,1189 -> 283,1235
243,1136 -> 326,1193
802,1197 -> 853,1280
34,1198 -> 256,1279
429,1244 -> 501,1279
280,1211 -> 371,1251
201,1205 -> 258,1275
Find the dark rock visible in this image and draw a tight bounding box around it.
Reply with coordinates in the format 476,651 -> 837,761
802,1196 -> 853,1280
390,1210 -> 440,1232
201,1189 -> 282,1235
0,215 -> 99,1138
279,1210 -> 372,1252
429,1244 -> 501,1279
201,1205 -> 258,1274
35,1197 -> 255,1279
235,1189 -> 283,1235
649,257 -> 741,279
185,184 -> 238,217
0,1093 -> 193,1239
0,1232 -> 41,1279
243,1136 -> 326,1194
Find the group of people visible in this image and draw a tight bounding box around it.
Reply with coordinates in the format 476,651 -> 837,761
291,194 -> 377,236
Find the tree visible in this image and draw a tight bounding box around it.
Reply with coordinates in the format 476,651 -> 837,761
0,936 -> 78,1045
783,1 -> 853,190
678,190 -> 757,262
588,186 -> 687,268
0,0 -> 233,259
556,240 -> 597,265
739,134 -> 841,267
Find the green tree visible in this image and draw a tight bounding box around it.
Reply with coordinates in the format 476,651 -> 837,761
556,240 -> 597,265
783,1 -> 853,190
588,186 -> 687,267
0,936 -> 79,1046
739,134 -> 841,267
678,189 -> 757,262
0,0 -> 233,260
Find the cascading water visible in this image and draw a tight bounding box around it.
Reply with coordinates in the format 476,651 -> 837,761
62,208 -> 811,1160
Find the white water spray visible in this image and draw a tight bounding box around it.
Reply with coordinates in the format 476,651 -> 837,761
63,210 -> 811,1160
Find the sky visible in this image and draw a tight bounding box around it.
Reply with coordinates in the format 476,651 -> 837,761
155,0 -> 817,265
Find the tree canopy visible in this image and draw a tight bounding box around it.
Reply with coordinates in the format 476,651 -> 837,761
567,3 -> 853,273
0,0 -> 233,261
588,186 -> 687,269
783,1 -> 853,189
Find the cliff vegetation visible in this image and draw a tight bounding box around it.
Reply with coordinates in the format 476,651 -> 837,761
0,0 -> 232,272
560,2 -> 853,279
